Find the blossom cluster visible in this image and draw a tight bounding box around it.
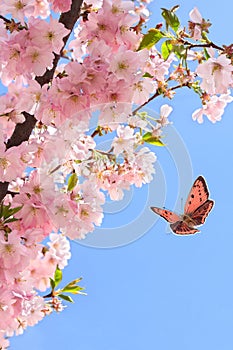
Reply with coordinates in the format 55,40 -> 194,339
0,0 -> 232,348
0,0 -> 160,347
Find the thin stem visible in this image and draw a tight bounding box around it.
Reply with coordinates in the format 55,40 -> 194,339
0,15 -> 11,24
132,82 -> 190,115
133,91 -> 160,115
182,40 -> 223,52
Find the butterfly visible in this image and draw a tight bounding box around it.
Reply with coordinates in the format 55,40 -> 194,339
150,176 -> 214,235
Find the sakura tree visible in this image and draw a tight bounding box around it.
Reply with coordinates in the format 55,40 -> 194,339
0,0 -> 232,348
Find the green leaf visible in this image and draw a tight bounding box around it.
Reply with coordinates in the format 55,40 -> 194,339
62,277 -> 84,294
143,132 -> 165,146
191,81 -> 202,95
1,204 -> 10,218
203,47 -> 211,60
50,278 -> 55,290
67,172 -> 78,192
143,72 -> 154,78
54,266 -> 62,287
61,285 -> 85,294
172,44 -> 186,59
59,294 -> 74,303
161,8 -> 180,32
65,277 -> 82,286
161,40 -> 173,60
138,29 -> 164,51
6,206 -> 23,219
4,217 -> 19,223
1,204 -> 23,220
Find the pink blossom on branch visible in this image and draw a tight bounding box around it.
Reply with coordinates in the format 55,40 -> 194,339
196,53 -> 233,95
0,0 -> 232,347
192,92 -> 233,123
189,7 -> 203,40
50,0 -> 72,13
29,17 -> 70,54
0,0 -> 35,22
189,7 -> 211,40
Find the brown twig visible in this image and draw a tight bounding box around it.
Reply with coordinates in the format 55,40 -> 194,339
132,82 -> 190,115
182,40 -> 224,52
0,15 -> 11,24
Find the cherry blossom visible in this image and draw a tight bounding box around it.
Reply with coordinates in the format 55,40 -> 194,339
189,7 -> 211,40
192,92 -> 233,123
0,0 -> 232,347
189,7 -> 203,40
196,54 -> 233,95
29,17 -> 70,54
112,125 -> 136,156
0,0 -> 35,22
50,0 -> 72,13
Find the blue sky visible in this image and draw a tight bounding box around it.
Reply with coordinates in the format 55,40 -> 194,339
11,0 -> 233,349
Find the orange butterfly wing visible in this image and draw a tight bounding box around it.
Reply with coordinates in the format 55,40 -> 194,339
170,221 -> 199,235
190,199 -> 214,225
150,207 -> 180,223
184,176 -> 210,214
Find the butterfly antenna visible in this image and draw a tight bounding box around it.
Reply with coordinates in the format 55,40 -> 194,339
180,197 -> 183,210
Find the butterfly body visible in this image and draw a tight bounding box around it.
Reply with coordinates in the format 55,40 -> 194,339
181,213 -> 198,226
151,176 -> 214,235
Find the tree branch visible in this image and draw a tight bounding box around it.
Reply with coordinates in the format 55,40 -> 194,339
36,0 -> 84,86
0,0 -> 84,202
6,112 -> 37,149
182,40 -> 223,52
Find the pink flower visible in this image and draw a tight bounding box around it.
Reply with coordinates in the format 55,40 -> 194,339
131,147 -> 156,186
0,92 -> 25,125
47,233 -> 71,269
196,54 -> 233,94
78,203 -> 103,228
17,80 -> 47,115
27,252 -> 57,291
0,142 -> 28,182
99,102 -> 132,128
0,41 -> 23,85
0,0 -> 34,22
148,50 -> 175,82
109,49 -> 148,81
159,104 -> 173,126
23,45 -> 54,76
64,61 -> 87,83
112,125 -> 135,156
72,135 -> 96,160
50,0 -> 72,12
0,19 -> 8,42
21,295 -> 45,326
0,231 -> 27,269
189,7 -> 202,40
0,287 -> 15,329
189,7 -> 211,40
192,92 -> 233,123
80,180 -> 105,208
29,17 -> 70,54
133,79 -> 157,104
31,0 -> 50,18
48,194 -> 76,228
14,193 -> 53,231
0,332 -> 9,350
